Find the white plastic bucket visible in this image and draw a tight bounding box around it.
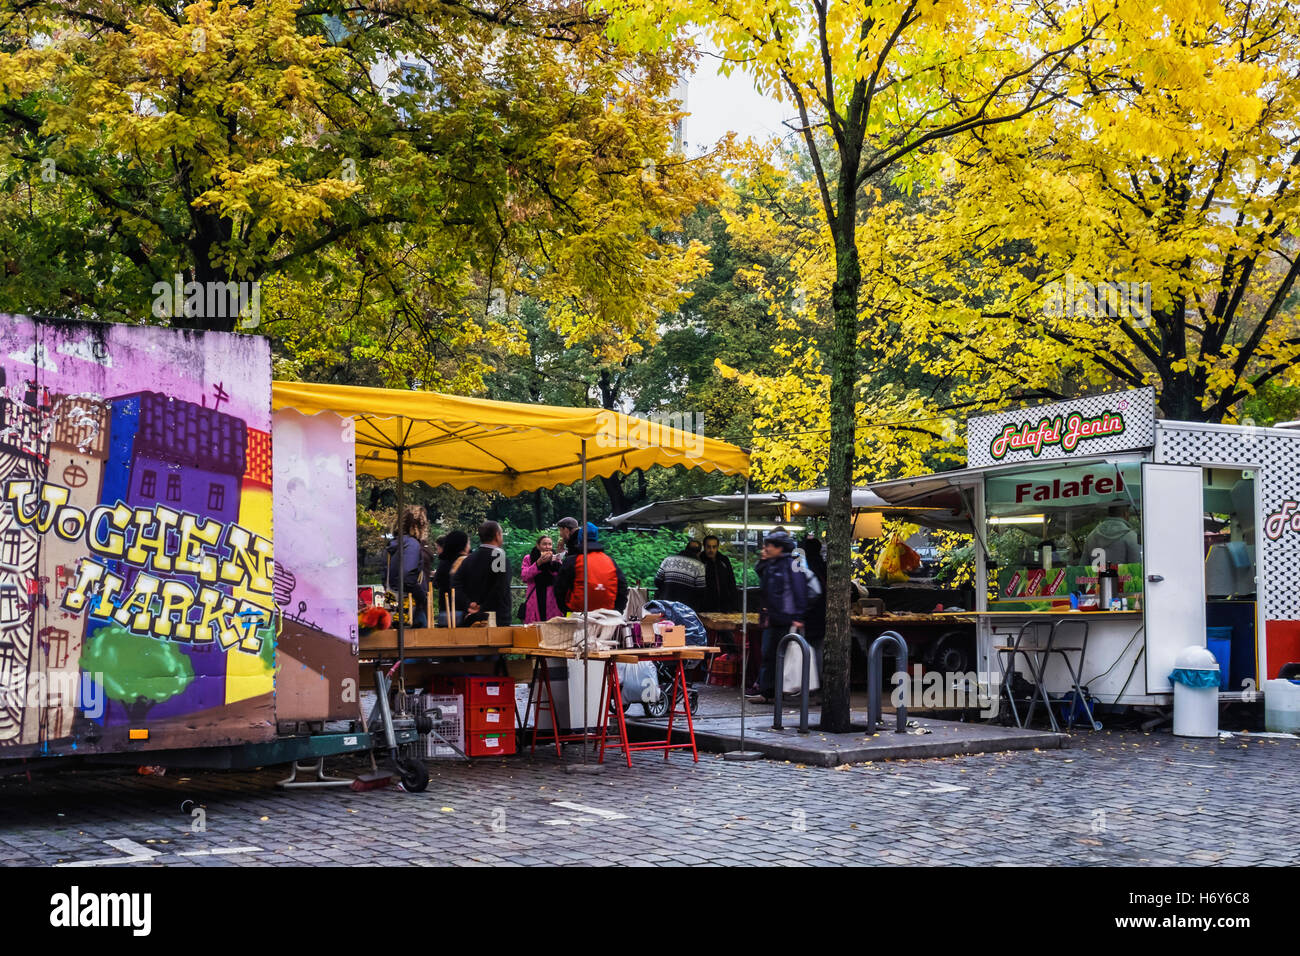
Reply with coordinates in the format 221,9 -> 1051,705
1263,679 -> 1300,733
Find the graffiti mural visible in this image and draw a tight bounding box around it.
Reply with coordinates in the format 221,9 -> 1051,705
0,317 -> 277,756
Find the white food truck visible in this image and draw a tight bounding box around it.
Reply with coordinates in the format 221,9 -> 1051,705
868,387 -> 1300,713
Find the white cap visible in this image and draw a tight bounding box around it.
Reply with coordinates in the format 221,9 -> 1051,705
1173,645 -> 1220,669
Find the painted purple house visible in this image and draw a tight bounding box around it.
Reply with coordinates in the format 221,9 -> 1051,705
102,392 -> 246,525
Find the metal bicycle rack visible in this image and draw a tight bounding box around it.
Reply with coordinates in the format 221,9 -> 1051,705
867,630 -> 909,733
773,631 -> 815,734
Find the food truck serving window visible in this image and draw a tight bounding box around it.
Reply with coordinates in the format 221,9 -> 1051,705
984,461 -> 1145,608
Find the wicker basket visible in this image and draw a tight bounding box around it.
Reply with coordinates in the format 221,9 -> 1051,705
538,616 -> 582,649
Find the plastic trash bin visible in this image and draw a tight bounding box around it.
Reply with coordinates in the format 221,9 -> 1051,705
1170,646 -> 1220,738
1263,679 -> 1300,733
1206,627 -> 1233,689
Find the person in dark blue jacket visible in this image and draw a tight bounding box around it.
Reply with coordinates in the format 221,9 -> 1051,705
748,532 -> 808,702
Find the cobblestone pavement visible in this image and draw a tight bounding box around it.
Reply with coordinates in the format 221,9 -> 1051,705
0,731 -> 1296,866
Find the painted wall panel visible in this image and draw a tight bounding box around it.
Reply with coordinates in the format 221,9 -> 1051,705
0,317 -> 277,758
271,409 -> 358,721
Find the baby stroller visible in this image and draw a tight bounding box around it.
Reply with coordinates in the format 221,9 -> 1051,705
612,599 -> 706,718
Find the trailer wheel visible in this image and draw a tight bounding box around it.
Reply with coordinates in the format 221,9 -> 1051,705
927,631 -> 974,675
396,755 -> 429,792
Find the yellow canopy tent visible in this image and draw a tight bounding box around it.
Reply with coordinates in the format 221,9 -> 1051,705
271,382 -> 754,751
271,381 -> 749,492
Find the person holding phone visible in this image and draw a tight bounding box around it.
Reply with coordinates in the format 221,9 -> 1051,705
520,533 -> 561,623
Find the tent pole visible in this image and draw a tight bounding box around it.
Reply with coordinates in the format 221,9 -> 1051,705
395,437 -> 406,699
741,480 -> 748,742
566,439 -> 601,774
724,477 -> 761,760
581,440 -> 589,763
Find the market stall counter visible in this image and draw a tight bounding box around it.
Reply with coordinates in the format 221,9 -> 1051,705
358,625 -> 717,766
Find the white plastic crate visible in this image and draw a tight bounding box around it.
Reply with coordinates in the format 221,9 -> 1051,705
423,693 -> 464,759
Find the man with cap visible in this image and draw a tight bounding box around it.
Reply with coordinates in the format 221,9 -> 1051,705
554,522 -> 629,613
555,516 -> 581,560
748,531 -> 808,702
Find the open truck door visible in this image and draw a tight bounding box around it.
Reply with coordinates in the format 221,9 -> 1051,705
1142,463 -> 1206,693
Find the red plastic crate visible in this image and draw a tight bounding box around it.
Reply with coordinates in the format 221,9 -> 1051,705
466,729 -> 516,757
447,676 -> 514,707
467,705 -> 511,733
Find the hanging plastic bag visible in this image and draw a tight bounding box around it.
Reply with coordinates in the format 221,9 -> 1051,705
1169,667 -> 1221,688
616,662 -> 660,708
781,639 -> 820,694
875,534 -> 918,583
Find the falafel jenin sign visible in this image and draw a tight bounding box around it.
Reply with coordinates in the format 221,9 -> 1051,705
967,387 -> 1157,468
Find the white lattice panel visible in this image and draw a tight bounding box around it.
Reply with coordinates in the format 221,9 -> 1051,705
1155,423 -> 1300,621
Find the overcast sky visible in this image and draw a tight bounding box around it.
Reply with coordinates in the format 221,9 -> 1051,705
682,51 -> 794,153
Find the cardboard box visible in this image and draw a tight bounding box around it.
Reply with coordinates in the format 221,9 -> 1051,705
511,624 -> 542,648
659,624 -> 686,648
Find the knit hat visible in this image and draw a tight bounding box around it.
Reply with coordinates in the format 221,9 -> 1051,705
764,531 -> 796,553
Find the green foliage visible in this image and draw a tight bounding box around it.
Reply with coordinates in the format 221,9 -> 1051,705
1241,383 -> 1300,428
601,528 -> 687,588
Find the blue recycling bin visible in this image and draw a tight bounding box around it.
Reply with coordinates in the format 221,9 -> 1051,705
1206,627 -> 1232,690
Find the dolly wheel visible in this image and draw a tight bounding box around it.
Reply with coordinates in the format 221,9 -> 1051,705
395,755 -> 429,792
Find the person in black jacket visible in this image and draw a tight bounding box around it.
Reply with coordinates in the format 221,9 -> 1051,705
434,529 -> 469,625
748,532 -> 809,702
452,521 -> 512,625
699,535 -> 740,612
800,535 -> 828,693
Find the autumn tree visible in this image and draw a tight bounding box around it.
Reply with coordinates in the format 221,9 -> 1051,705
879,0 -> 1300,425
601,0 -> 1106,730
0,0 -> 716,391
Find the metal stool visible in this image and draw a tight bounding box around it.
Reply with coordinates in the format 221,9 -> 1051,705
1038,618 -> 1100,731
996,620 -> 1057,731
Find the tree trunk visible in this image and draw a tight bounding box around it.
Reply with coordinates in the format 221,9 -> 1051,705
819,202 -> 863,734
601,474 -> 631,517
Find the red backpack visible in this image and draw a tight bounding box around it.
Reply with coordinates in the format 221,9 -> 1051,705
570,551 -> 620,611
